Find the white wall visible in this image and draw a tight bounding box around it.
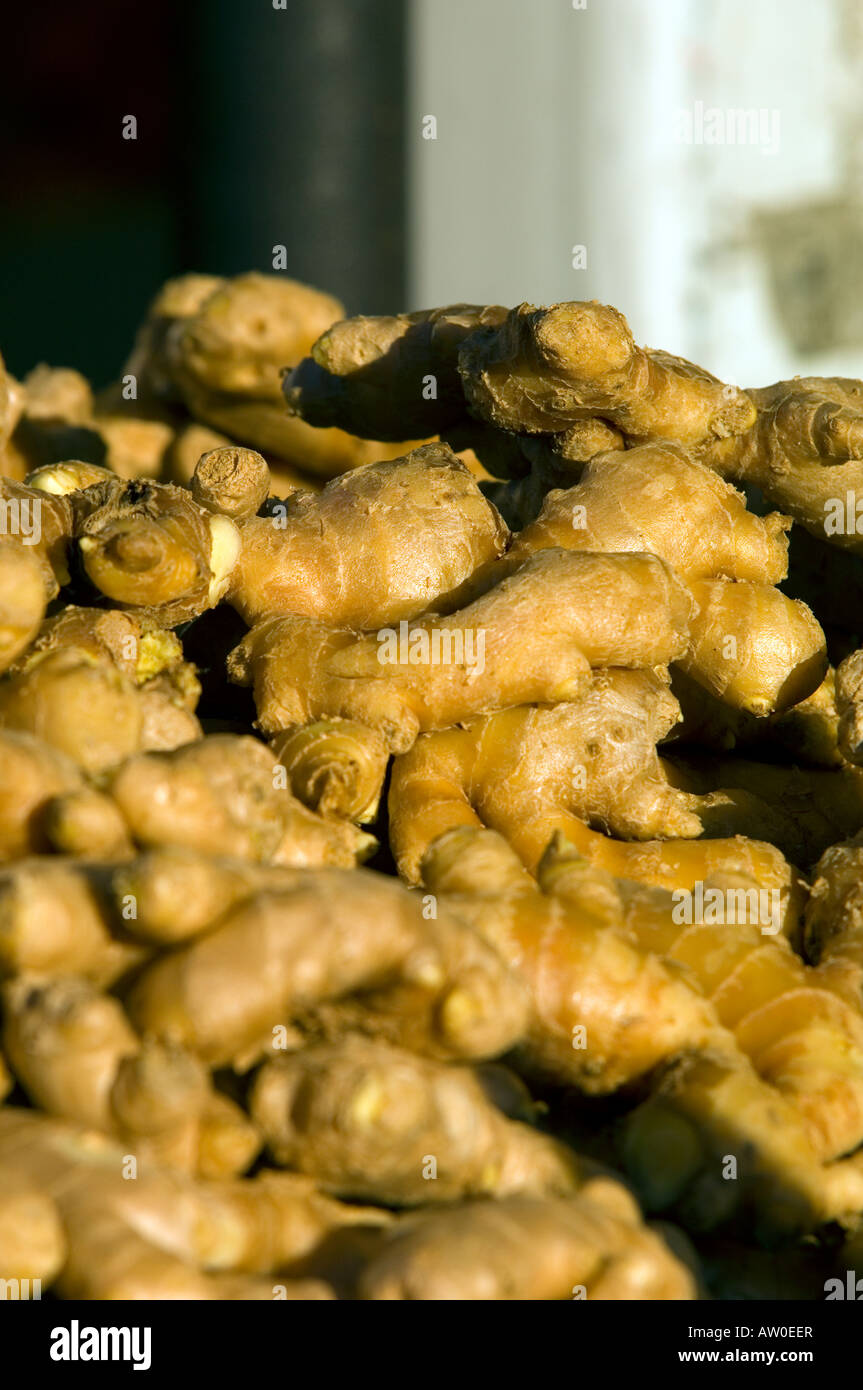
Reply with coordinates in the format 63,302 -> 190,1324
408,0 -> 863,385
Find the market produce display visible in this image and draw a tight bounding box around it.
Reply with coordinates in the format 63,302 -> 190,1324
4,275 -> 863,1300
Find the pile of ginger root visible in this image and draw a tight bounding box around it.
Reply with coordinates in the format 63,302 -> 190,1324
6,277 -> 863,1302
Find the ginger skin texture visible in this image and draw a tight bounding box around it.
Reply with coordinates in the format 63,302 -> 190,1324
7,276 -> 863,1298
228,549 -> 692,751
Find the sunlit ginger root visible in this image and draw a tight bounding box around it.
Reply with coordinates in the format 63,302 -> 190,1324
223,443 -> 510,630
2,977 -> 259,1179
123,860 -> 529,1071
228,550 -> 692,751
0,1107 -> 383,1299
358,1182 -> 697,1301
251,1039 -> 580,1206
699,375 -> 863,552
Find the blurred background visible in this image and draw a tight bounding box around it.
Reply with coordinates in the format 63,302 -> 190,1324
2,0 -> 862,387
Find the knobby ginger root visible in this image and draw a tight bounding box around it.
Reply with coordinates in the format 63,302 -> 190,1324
2,976 -> 259,1179
163,271 -> 429,476
223,443 -> 509,629
0,647 -> 201,776
506,442 -> 791,582
699,376 -> 863,552
388,693 -> 802,928
0,542 -> 45,674
424,830 -> 863,1235
269,721 -> 389,823
75,478 -> 240,626
106,734 -> 374,866
251,1040 -> 580,1206
124,861 -> 528,1070
228,550 -> 692,751
284,303 -> 509,440
358,1184 -> 697,1301
0,1107 -> 382,1299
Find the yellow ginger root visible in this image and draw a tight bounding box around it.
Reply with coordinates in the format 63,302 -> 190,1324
358,1183 -> 697,1300
225,444 -> 509,629
0,647 -> 201,776
457,300 -> 755,443
191,445 -> 271,520
424,830 -> 863,1234
75,477 -> 240,627
0,730 -> 85,859
492,443 -> 823,717
2,976 -> 259,1179
163,271 -> 427,476
805,833 -> 863,1001
420,828 -> 726,1094
0,858 -> 145,984
107,734 -> 374,866
124,272 -> 227,402
699,376 -> 863,551
251,1040 -> 580,1205
228,550 -> 692,751
124,862 -> 529,1070
6,603 -> 202,754
8,364 -> 175,482
269,722 -> 389,823
388,686 -> 801,925
0,541 -> 45,674
389,670 -> 702,882
677,577 -> 826,716
284,303 -> 509,440
0,1172 -> 66,1286
0,477 -> 73,598
0,1107 -> 382,1298
507,442 -> 790,583
835,647 -> 863,763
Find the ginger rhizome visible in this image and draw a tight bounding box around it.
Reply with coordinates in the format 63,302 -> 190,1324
5,276 -> 863,1300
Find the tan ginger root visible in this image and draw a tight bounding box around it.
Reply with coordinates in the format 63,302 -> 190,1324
388,669 -> 702,880
457,301 -> 756,443
805,833 -> 863,1002
0,1107 -> 383,1298
835,647 -> 863,764
269,722 -> 390,823
387,677 -> 802,925
228,549 -> 692,752
107,734 -> 374,866
0,542 -> 45,674
251,1040 -> 579,1206
676,577 -> 826,716
0,477 -> 73,598
284,303 -> 509,440
2,977 -> 259,1179
223,443 -> 509,629
163,271 -> 429,476
124,861 -> 529,1070
0,1171 -> 66,1286
699,376 -> 863,551
500,442 -> 827,717
0,604 -> 203,767
358,1184 -> 696,1301
0,730 -> 85,859
425,830 -> 863,1235
507,442 -> 790,582
0,857 -> 146,985
75,477 -> 240,627
0,648 -> 201,776
285,299 -> 754,451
